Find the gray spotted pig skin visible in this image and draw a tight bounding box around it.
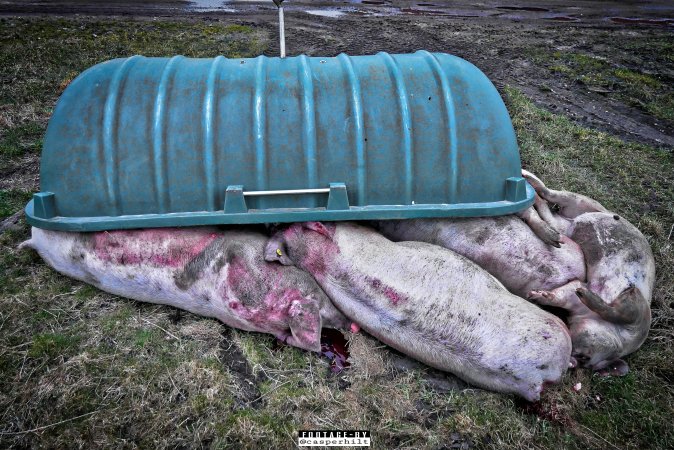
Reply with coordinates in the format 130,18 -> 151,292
523,171 -> 655,375
374,216 -> 586,299
265,221 -> 572,401
21,227 -> 349,352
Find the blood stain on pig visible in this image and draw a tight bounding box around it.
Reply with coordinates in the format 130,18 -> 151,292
366,277 -> 408,306
93,229 -> 216,269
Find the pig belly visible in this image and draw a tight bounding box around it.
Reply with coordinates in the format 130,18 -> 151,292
376,218 -> 586,298
569,213 -> 656,304
321,224 -> 572,401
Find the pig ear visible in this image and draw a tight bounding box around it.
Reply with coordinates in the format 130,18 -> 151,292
302,221 -> 335,238
264,236 -> 295,266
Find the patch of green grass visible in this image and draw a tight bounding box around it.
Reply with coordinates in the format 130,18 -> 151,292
529,49 -> 674,122
579,373 -> 674,449
0,189 -> 31,219
74,284 -> 100,299
506,86 -> 674,219
133,328 -> 156,347
28,332 -> 81,358
0,123 -> 44,158
98,303 -> 136,332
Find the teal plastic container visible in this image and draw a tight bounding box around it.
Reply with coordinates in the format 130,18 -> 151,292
26,51 -> 533,231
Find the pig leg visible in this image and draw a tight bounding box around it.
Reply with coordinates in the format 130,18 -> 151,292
522,170 -> 608,219
532,192 -> 573,235
517,206 -> 562,247
575,287 -> 646,325
533,192 -> 556,225
18,239 -> 33,250
529,280 -> 586,313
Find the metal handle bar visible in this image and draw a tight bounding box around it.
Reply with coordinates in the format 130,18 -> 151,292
224,183 -> 349,213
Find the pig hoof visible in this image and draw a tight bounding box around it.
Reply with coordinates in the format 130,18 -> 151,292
350,323 -> 361,333
528,290 -> 552,302
569,356 -> 578,369
539,225 -> 562,248
528,290 -> 564,308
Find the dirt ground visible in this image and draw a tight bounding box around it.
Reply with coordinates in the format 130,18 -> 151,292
1,0 -> 673,150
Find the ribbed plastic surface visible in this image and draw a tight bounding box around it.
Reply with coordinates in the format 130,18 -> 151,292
26,51 -> 533,231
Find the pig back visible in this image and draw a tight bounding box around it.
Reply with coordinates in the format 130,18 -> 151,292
375,217 -> 585,297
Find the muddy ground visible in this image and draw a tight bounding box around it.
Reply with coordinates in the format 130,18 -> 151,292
1,0 -> 673,150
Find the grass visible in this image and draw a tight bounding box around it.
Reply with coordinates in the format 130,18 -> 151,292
529,45 -> 674,123
0,190 -> 32,219
0,16 -> 673,449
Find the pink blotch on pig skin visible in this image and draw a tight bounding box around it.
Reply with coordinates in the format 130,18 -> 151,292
93,229 -> 217,268
287,226 -> 340,279
368,277 -> 407,306
226,256 -> 250,294
225,260 -> 314,331
383,287 -> 405,305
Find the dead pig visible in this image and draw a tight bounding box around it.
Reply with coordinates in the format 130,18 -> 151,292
374,215 -> 586,299
523,172 -> 655,375
20,227 -> 349,352
265,221 -> 572,401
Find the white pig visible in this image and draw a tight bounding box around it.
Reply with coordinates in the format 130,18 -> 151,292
374,214 -> 586,299
21,226 -> 349,352
265,221 -> 572,401
523,171 -> 655,375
